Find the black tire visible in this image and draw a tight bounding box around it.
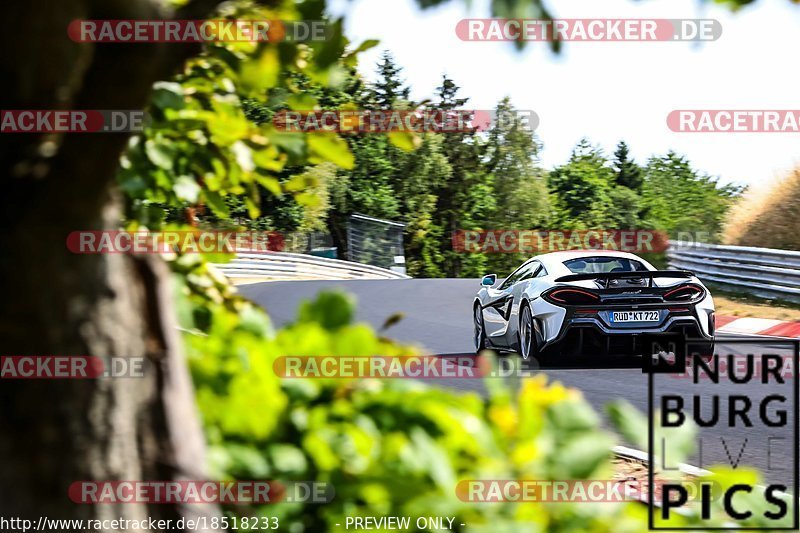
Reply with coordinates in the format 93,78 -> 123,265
519,304 -> 541,360
473,304 -> 487,354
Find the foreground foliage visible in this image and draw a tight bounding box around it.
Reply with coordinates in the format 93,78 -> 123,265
116,0 -> 790,530
179,280 -> 792,531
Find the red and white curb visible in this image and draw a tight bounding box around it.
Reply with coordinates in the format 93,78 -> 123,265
715,316 -> 800,338
614,445 -> 709,477
612,446 -> 793,512
612,446 -> 704,512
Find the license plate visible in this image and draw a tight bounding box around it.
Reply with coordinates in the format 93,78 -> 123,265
611,310 -> 660,323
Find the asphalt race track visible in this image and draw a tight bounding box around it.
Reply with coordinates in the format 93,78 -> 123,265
242,279 -> 798,485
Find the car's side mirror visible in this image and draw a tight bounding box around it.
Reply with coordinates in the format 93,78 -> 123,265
481,274 -> 497,287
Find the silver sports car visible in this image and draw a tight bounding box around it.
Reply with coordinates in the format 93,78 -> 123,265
473,250 -> 715,360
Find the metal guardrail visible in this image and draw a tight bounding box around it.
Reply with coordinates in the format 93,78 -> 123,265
211,251 -> 409,281
668,241 -> 800,303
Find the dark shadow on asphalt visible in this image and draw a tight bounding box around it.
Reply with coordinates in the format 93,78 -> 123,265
437,352 -> 644,371
437,335 -> 790,373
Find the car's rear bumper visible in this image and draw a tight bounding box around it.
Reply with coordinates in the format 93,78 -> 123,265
543,314 -> 714,356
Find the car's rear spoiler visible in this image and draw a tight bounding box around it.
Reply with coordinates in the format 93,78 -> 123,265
554,270 -> 695,283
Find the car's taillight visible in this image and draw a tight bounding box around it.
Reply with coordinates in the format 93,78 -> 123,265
544,288 -> 600,305
663,284 -> 705,302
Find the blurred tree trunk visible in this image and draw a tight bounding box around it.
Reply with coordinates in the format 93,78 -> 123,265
0,0 -> 221,530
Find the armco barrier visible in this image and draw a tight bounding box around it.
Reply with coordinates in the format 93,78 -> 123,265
211,252 -> 409,281
668,241 -> 800,303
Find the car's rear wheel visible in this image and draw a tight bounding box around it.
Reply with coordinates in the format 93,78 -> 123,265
519,305 -> 540,360
474,304 -> 487,353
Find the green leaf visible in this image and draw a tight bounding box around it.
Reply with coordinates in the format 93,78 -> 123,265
207,102 -> 250,147
240,47 -> 280,93
224,444 -> 271,478
388,131 -> 419,152
239,303 -> 274,338
203,190 -> 230,219
549,433 -> 614,479
265,128 -> 307,163
269,444 -> 308,475
284,172 -> 316,193
297,291 -> 355,330
145,140 -> 174,170
350,39 -> 379,55
315,19 -> 345,68
548,399 -> 600,433
343,39 -> 380,66
151,82 -> 185,111
307,134 -> 354,169
295,192 -> 319,207
608,399 -> 697,467
287,93 -> 319,110
255,174 -> 282,197
607,400 -> 648,450
245,196 -> 260,218
119,172 -> 148,197
173,176 -> 201,203
253,145 -> 286,172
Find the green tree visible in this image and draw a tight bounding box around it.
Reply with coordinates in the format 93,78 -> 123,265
641,151 -> 742,238
372,50 -> 411,109
612,140 -> 643,191
431,76 -> 493,277
324,54 -> 415,259
484,97 -> 551,273
548,138 -> 616,228
399,135 -> 451,277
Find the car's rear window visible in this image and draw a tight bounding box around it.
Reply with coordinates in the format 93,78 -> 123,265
563,256 -> 648,274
